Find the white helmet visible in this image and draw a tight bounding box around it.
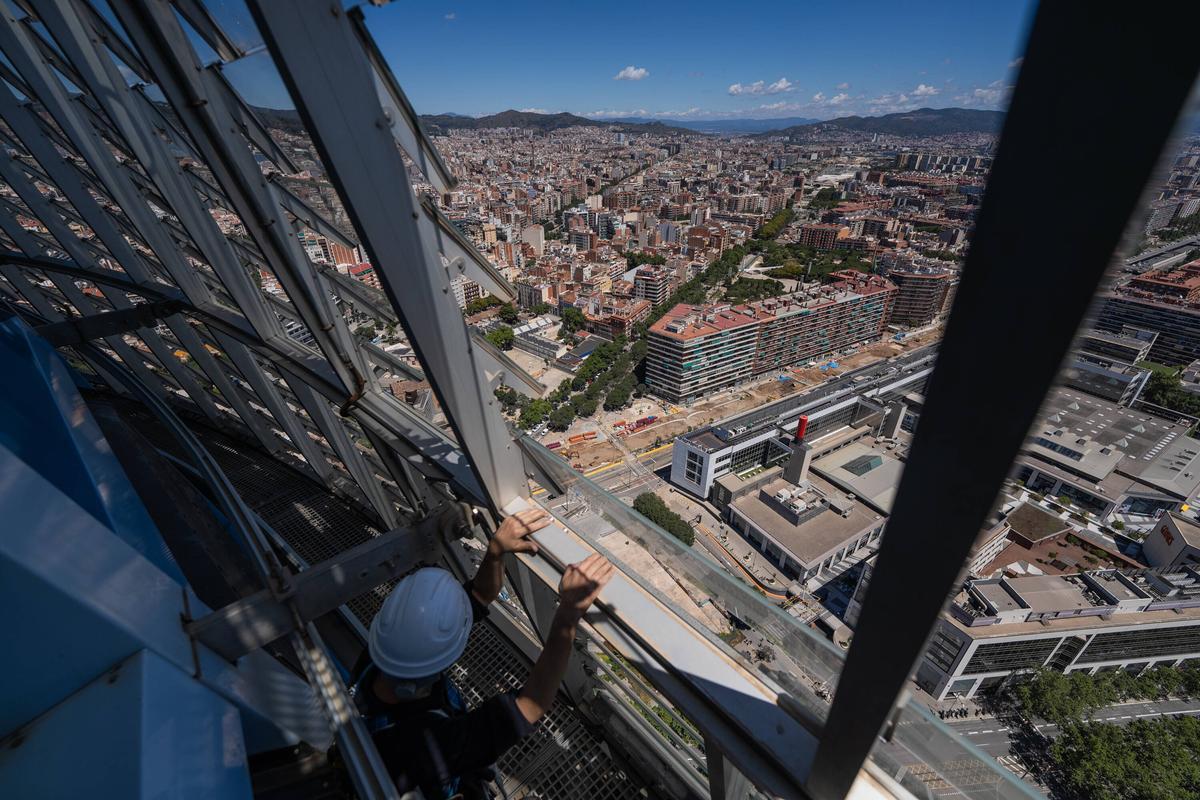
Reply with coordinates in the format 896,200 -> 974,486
368,567 -> 473,679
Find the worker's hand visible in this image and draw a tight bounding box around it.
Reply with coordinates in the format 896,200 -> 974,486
488,508 -> 551,557
554,553 -> 615,626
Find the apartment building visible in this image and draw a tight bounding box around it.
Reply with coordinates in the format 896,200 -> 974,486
887,266 -> 953,326
1093,259 -> 1200,365
1129,261 -> 1200,302
515,279 -> 553,309
633,265 -> 675,306
645,304 -> 762,403
798,223 -> 850,251
646,273 -> 897,403
1094,291 -> 1200,366
1077,327 -> 1158,364
752,273 -> 896,375
584,298 -> 652,341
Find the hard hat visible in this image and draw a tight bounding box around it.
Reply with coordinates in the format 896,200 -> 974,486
369,567 -> 473,679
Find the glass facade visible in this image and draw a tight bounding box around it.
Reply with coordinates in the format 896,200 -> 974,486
961,638 -> 1060,675
1077,625 -> 1200,664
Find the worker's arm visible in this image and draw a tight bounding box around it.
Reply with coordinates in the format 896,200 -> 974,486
516,554 -> 615,724
470,508 -> 550,606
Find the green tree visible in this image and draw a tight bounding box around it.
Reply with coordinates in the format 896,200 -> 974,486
1156,212 -> 1200,242
519,398 -> 552,429
627,251 -> 667,268
809,187 -> 840,209
724,277 -> 785,304
498,303 -> 519,324
561,306 -> 586,334
1142,368 -> 1200,417
1051,717 -> 1200,800
572,395 -> 598,418
757,208 -> 794,239
494,386 -> 520,410
632,492 -> 695,546
465,295 -> 503,315
531,302 -> 552,315
549,379 -> 573,404
485,325 -> 515,350
548,404 -> 575,431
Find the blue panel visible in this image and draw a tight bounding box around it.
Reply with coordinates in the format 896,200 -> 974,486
0,650 -> 253,800
0,317 -> 181,580
0,444 -> 193,735
0,443 -> 330,749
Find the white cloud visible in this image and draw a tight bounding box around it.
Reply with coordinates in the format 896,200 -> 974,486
829,92 -> 850,105
730,78 -> 793,96
811,92 -> 825,102
518,108 -> 549,114
614,65 -> 649,81
912,83 -> 939,97
1008,57 -> 1023,69
584,109 -> 651,118
861,91 -> 923,114
444,12 -> 456,20
954,79 -> 1011,108
836,82 -> 850,90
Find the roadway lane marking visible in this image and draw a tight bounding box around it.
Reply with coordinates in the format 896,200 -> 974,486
636,442 -> 673,459
980,729 -> 993,734
531,455 -> 626,496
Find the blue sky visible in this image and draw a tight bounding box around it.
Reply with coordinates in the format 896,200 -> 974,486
228,0 -> 1034,120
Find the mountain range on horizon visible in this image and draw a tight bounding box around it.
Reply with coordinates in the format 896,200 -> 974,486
599,116 -> 821,134
250,105 -> 1007,139
750,107 -> 1005,138
418,110 -> 698,136
417,107 -> 1005,138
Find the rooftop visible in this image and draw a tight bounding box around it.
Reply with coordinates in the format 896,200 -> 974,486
1129,259 -> 1200,298
950,567 -> 1200,638
729,474 -> 882,566
1006,574 -> 1094,612
1022,387 -> 1200,493
1005,502 -> 1070,544
812,439 -> 905,514
680,346 -> 937,451
1168,511 -> 1200,547
649,303 -> 762,341
650,275 -> 896,342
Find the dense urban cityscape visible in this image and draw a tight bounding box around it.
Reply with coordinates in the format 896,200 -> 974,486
234,96 -> 1200,798
4,2 -> 1200,799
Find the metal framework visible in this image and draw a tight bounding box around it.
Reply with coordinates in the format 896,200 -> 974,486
807,7 -> 1200,797
2,1 -> 1197,799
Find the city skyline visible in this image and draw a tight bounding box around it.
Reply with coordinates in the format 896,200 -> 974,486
221,0 -> 1033,120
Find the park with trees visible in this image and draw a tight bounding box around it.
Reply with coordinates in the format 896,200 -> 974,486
633,492 -> 695,546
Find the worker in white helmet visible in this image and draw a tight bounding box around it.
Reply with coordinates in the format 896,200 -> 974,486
350,508 -> 614,798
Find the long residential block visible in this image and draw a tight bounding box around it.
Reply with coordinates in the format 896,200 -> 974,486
646,272 -> 896,402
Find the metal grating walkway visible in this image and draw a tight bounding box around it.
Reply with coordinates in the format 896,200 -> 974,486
186,423 -> 648,799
